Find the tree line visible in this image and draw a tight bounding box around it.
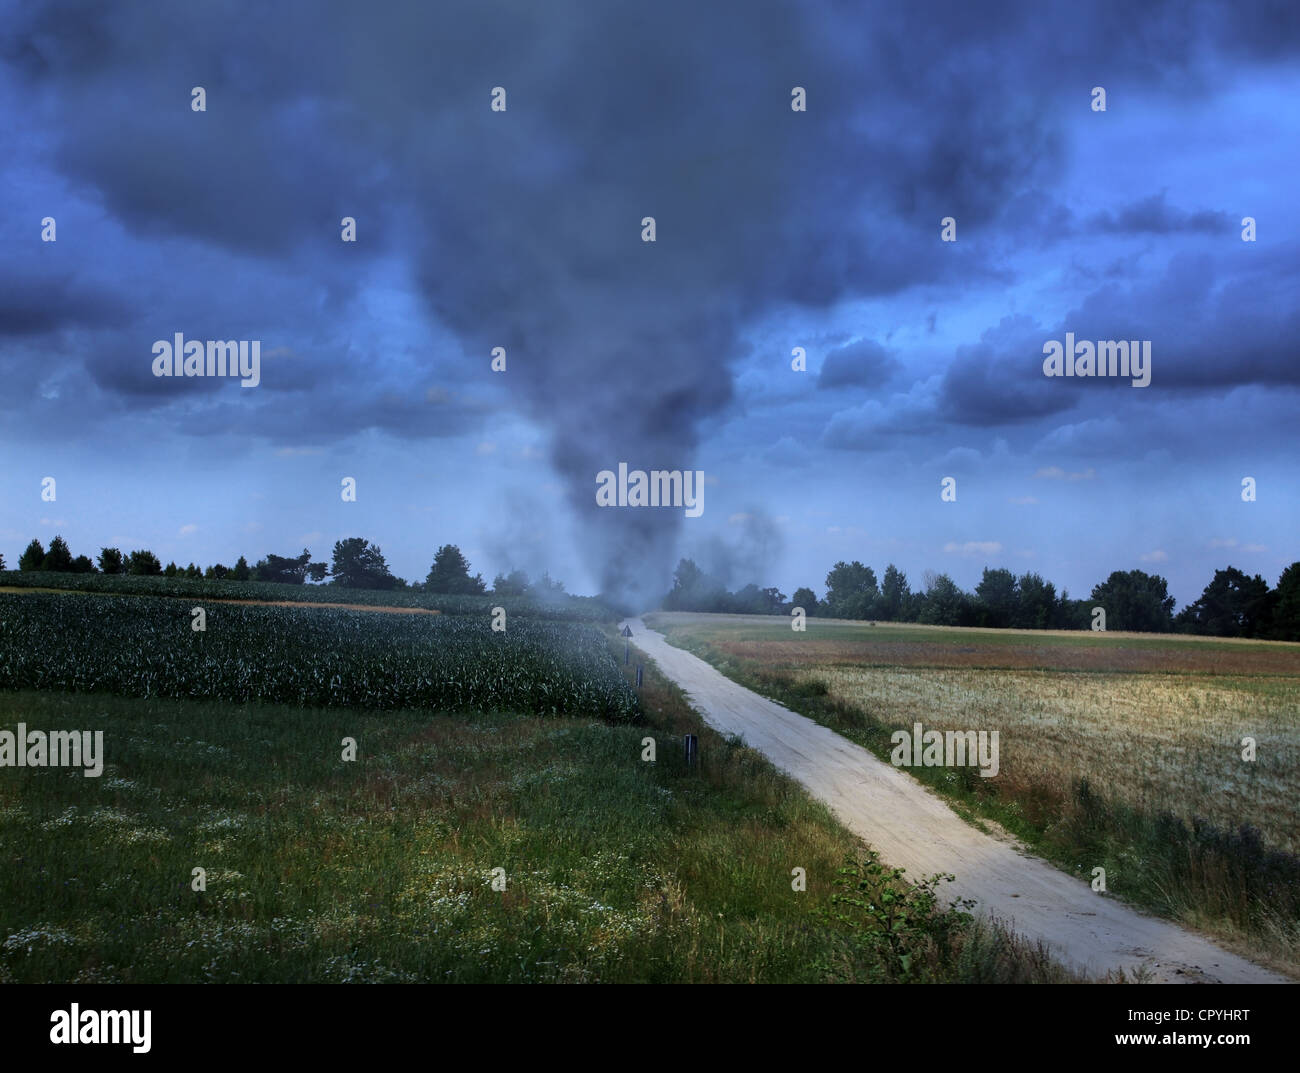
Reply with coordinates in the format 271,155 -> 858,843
2,535 -> 565,598
663,557 -> 1300,641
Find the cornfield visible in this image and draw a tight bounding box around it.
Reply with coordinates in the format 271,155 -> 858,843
0,593 -> 638,720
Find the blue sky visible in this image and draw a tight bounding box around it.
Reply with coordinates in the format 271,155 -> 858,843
1,0 -> 1297,607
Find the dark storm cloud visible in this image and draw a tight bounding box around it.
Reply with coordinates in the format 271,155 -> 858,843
1055,250 -> 1300,391
940,315 -> 1079,427
1086,193 -> 1233,236
818,340 -> 901,390
0,270 -> 126,336
5,0 -> 1300,600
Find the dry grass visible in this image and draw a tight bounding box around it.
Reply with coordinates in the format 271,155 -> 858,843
812,665 -> 1300,853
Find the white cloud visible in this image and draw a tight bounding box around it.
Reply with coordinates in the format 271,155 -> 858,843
943,541 -> 1002,556
178,524 -> 198,535
1139,549 -> 1168,563
1034,466 -> 1096,481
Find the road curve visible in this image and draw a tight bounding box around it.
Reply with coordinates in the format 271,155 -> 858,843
627,617 -> 1290,984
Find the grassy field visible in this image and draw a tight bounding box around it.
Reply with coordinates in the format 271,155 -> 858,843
645,612 -> 1300,973
0,594 -> 1076,983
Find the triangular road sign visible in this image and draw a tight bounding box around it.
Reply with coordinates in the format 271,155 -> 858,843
620,625 -> 633,637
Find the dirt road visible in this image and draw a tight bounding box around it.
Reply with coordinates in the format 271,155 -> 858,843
628,617 -> 1290,984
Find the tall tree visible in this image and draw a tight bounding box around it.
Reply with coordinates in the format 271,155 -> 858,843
918,572 -> 972,626
128,550 -> 163,576
332,538 -> 397,590
229,556 -> 252,581
878,565 -> 910,621
424,545 -> 486,594
1179,567 -> 1273,638
41,535 -> 74,572
97,547 -> 125,574
975,567 -> 1018,628
823,561 -> 878,619
1269,562 -> 1300,642
18,539 -> 45,571
1015,572 -> 1058,630
71,555 -> 97,573
791,586 -> 819,615
1089,570 -> 1175,632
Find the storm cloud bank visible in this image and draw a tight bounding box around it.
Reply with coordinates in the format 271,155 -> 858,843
4,1 -> 1298,603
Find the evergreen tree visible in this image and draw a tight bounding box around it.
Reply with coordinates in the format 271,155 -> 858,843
18,539 -> 45,572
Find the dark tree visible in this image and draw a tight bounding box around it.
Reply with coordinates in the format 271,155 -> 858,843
1179,567 -> 1273,638
128,550 -> 163,576
1269,562 -> 1300,641
332,538 -> 398,590
71,555 -> 96,573
205,563 -> 230,579
1014,572 -> 1058,630
791,586 -> 819,615
424,545 -> 487,594
878,565 -> 910,621
18,539 -> 46,572
1089,570 -> 1175,632
41,535 -> 74,572
163,561 -> 179,578
98,547 -> 125,574
230,556 -> 252,581
918,572 -> 973,626
975,567 -> 1018,628
823,561 -> 878,619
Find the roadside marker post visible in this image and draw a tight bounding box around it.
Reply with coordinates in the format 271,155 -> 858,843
635,664 -> 643,689
684,734 -> 698,767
